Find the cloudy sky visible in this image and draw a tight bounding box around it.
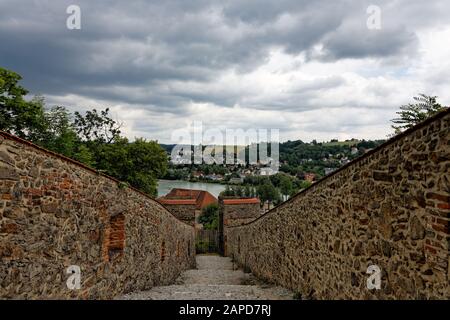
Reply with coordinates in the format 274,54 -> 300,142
1,0 -> 449,143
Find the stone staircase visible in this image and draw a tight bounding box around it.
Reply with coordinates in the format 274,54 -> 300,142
118,255 -> 293,300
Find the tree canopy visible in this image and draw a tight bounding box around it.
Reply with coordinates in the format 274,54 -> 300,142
391,94 -> 447,133
0,67 -> 167,197
0,68 -> 47,140
199,203 -> 219,230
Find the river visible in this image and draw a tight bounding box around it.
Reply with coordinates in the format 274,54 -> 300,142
157,179 -> 227,198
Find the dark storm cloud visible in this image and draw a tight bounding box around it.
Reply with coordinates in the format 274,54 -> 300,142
0,0 -> 445,116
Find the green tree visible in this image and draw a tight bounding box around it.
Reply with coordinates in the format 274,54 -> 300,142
95,137 -> 167,197
233,185 -> 243,197
95,136 -> 130,177
126,138 -> 168,196
221,185 -> 234,197
257,181 -> 280,207
73,144 -> 95,167
0,68 -> 47,140
74,108 -> 122,145
279,175 -> 293,199
244,185 -> 252,197
199,203 -> 219,230
391,94 -> 447,133
299,180 -> 312,189
0,68 -> 168,198
41,105 -> 80,158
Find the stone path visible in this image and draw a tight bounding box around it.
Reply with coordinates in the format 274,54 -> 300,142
118,255 -> 293,300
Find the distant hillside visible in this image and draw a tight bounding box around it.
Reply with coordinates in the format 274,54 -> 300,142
278,139 -> 385,177
159,144 -> 176,153
159,138 -> 385,178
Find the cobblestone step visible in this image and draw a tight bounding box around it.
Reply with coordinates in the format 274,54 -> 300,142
120,284 -> 292,300
117,255 -> 293,300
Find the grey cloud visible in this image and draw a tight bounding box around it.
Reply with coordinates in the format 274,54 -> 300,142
318,23 -> 418,61
0,0 -> 448,140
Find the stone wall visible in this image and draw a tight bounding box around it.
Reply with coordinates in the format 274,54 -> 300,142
219,198 -> 261,256
160,203 -> 197,226
0,132 -> 196,299
220,202 -> 261,228
227,109 -> 450,299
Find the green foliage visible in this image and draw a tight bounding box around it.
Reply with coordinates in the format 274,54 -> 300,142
299,180 -> 312,190
199,203 -> 219,230
162,163 -> 227,180
279,174 -> 293,196
278,137 -> 385,179
40,105 -> 79,157
356,139 -> 381,150
195,239 -> 212,253
73,144 -> 95,167
163,167 -> 190,180
391,94 -> 447,133
243,173 -> 295,200
234,185 -> 243,197
74,108 -> 122,144
256,181 -> 281,205
0,67 -> 167,197
244,185 -> 252,197
322,138 -> 358,147
221,185 -> 234,197
196,240 -> 207,252
93,137 -> 167,197
0,68 -> 47,140
220,185 -> 255,198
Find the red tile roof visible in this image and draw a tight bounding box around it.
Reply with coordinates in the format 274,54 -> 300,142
222,198 -> 260,205
166,189 -> 200,198
196,189 -> 217,209
157,188 -> 217,209
158,199 -> 197,205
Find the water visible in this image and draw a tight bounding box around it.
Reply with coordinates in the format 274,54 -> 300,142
157,179 -> 227,198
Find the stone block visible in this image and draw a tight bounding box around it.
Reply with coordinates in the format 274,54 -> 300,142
0,166 -> 19,181
373,171 -> 393,183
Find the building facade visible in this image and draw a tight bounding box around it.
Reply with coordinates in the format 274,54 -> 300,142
157,188 -> 217,227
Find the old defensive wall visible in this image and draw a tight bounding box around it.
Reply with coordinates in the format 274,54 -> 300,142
227,109 -> 450,299
1,108 -> 449,299
0,132 -> 195,299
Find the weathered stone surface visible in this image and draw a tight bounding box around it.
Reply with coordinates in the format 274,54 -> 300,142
41,203 -> 59,213
373,171 -> 393,183
0,132 -> 195,299
410,216 -> 425,240
0,166 -> 19,181
160,203 -> 196,225
381,240 -> 392,257
0,151 -> 14,166
219,197 -> 261,255
0,222 -> 19,234
227,111 -> 450,300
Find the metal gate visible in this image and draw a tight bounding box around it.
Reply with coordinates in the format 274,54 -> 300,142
195,229 -> 219,253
